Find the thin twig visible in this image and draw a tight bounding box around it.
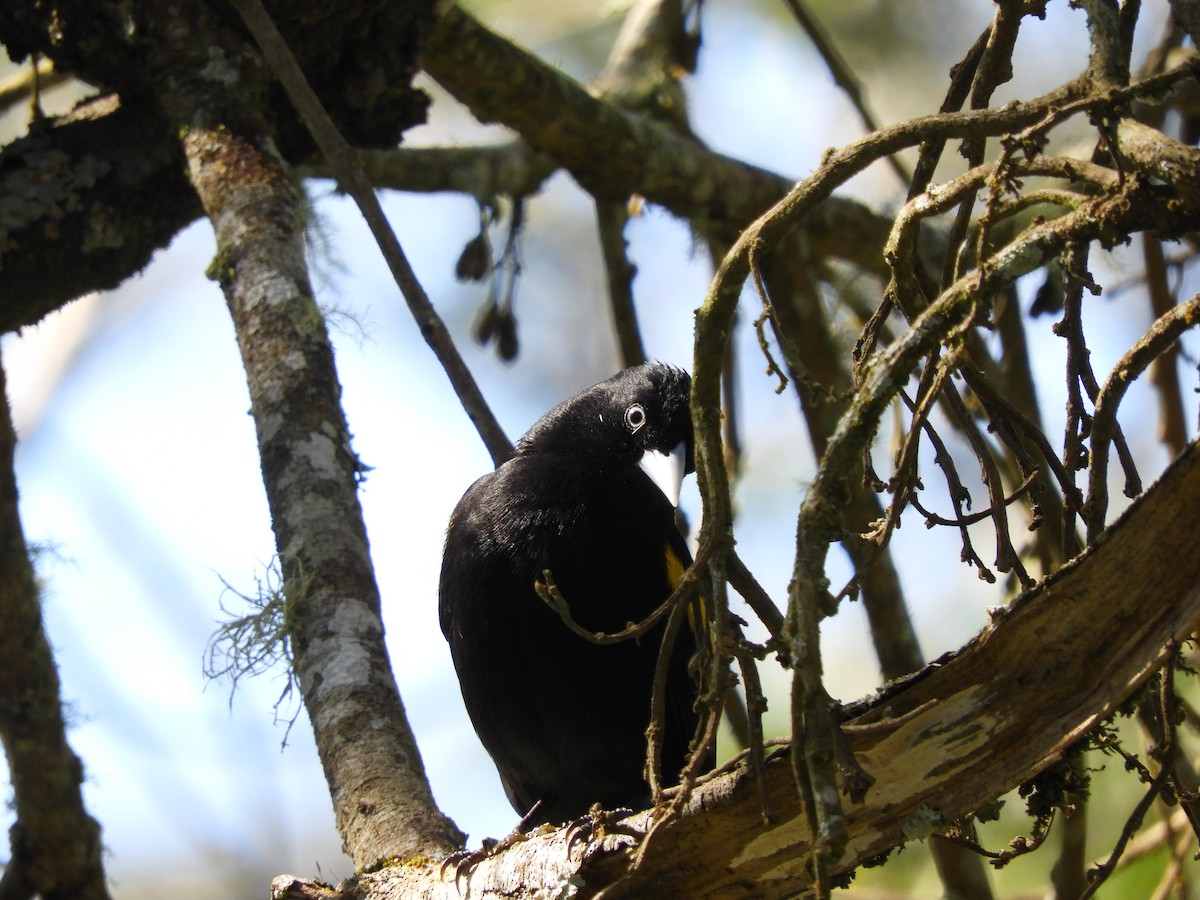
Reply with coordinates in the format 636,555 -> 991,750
596,201 -> 647,368
1142,235 -> 1190,454
535,562 -> 705,645
1085,291 -> 1200,539
644,592 -> 692,799
941,378 -> 1034,587
942,0 -> 1028,291
865,356 -> 949,554
910,469 -> 1040,528
853,21 -> 991,367
733,635 -> 772,821
962,367 -> 1086,524
1080,660 -> 1179,899
1058,246 -> 1093,558
932,810 -> 1056,867
617,558 -> 731,888
726,548 -> 785,641
781,0 -> 910,185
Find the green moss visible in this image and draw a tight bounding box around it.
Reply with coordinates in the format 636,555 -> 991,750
363,853 -> 434,873
204,248 -> 236,287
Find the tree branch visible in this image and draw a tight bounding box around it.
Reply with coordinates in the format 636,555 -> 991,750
0,93 -> 200,332
0,351 -> 110,900
0,1 -> 901,331
419,5 -> 896,274
141,0 -> 463,867
1085,290 -> 1200,539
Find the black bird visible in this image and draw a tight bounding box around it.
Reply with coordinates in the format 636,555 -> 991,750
438,362 -> 708,826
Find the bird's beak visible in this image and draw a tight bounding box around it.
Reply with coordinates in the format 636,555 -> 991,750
639,441 -> 687,507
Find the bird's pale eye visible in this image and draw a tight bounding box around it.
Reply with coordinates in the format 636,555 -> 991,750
624,403 -> 647,433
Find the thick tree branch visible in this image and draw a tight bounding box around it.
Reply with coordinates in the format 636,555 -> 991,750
274,438 -> 1200,899
419,6 -> 895,273
140,0 -> 462,868
0,3 -> 890,331
0,0 -> 433,331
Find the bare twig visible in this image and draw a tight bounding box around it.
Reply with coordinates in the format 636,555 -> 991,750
781,0 -> 910,185
726,548 -> 785,641
910,468 -> 1040,528
534,554 -> 708,645
596,201 -> 647,368
732,635 -> 772,821
932,810 -> 1056,867
942,379 -> 1034,587
942,0 -> 1028,291
644,591 -> 693,799
1085,291 -> 1200,539
1079,661 -> 1179,899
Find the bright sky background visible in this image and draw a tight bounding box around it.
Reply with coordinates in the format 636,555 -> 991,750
1,2 -> 1194,896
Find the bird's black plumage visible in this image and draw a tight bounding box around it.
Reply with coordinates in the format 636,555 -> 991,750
438,362 -> 708,825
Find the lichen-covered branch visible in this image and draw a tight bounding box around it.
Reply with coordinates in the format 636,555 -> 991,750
140,0 -> 462,867
0,94 -> 200,332
0,0 -> 432,331
0,0 -> 897,331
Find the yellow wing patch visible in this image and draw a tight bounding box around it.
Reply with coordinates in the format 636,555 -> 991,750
666,543 -> 686,590
665,544 -> 709,649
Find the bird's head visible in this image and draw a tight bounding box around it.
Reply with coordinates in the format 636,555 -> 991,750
517,362 -> 694,506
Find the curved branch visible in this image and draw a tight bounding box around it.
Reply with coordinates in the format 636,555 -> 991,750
1085,291 -> 1200,538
